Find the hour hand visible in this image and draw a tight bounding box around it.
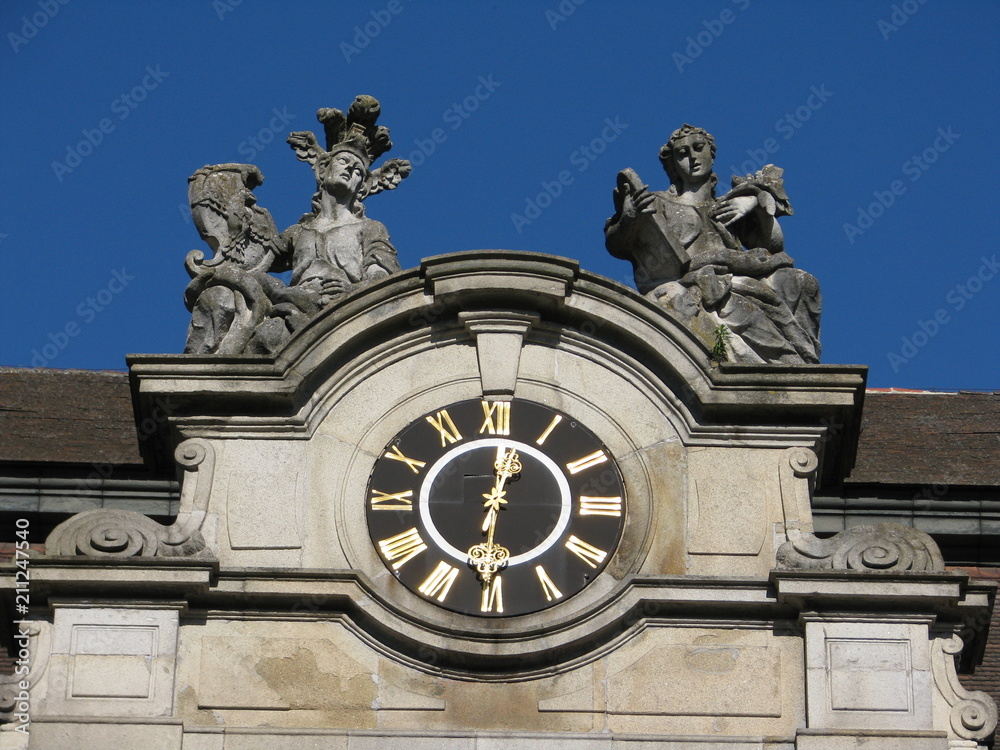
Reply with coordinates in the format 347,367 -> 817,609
493,447 -> 522,485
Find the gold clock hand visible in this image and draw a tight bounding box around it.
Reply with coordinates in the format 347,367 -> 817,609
468,447 -> 518,583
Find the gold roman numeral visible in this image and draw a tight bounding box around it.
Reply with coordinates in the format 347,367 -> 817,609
378,527 -> 427,570
566,450 -> 607,474
479,400 -> 511,435
481,575 -> 504,613
426,409 -> 463,446
418,562 -> 459,602
579,496 -> 622,517
370,488 -> 414,511
384,444 -> 426,474
535,565 -> 563,602
565,535 -> 607,569
535,415 -> 562,445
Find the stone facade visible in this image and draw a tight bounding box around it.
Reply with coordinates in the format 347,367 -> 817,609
1,252 -> 996,749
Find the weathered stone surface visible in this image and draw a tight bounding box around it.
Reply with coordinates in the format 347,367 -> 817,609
604,628 -> 790,719
794,729 -> 948,749
687,447 -> 773,557
605,124 -> 821,364
27,720 -> 183,750
16,252 -> 994,748
184,95 -> 410,356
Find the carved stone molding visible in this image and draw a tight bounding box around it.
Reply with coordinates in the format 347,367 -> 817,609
932,633 -> 999,742
44,439 -> 215,559
459,310 -> 540,396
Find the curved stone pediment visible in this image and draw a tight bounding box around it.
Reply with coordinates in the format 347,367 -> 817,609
130,251 -> 865,488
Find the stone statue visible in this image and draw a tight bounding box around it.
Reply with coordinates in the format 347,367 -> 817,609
604,124 -> 821,364
184,95 -> 411,356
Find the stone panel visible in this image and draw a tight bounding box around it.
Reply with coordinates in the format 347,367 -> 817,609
42,606 -> 179,718
225,443 -> 303,550
804,619 -> 933,731
181,733 -> 224,750
687,447 -> 770,557
223,734 -> 349,750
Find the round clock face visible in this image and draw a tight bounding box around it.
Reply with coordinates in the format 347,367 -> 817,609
366,398 -> 626,617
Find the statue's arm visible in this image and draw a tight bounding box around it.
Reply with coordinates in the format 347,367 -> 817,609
716,164 -> 793,253
605,169 -> 655,259
361,220 -> 402,279
272,224 -> 302,276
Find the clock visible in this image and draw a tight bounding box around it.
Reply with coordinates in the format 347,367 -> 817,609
366,398 -> 626,617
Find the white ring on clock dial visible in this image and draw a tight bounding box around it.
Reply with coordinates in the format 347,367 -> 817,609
418,438 -> 572,566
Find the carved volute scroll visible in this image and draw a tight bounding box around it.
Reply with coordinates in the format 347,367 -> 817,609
775,446 -> 945,572
44,439 -> 215,558
0,621 -> 49,723
932,633 -> 999,741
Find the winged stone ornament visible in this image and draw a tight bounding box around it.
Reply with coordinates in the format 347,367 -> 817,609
183,95 -> 411,356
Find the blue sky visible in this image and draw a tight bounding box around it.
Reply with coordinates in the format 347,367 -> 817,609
2,0 -> 998,390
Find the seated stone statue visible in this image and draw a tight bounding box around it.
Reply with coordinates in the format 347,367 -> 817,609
184,95 -> 411,356
604,124 -> 820,364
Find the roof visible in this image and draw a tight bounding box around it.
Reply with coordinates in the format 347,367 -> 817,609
847,390 -> 1000,486
0,367 -> 142,465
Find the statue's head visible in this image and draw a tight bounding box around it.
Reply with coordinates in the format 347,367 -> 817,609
316,142 -> 370,203
289,96 -> 411,220
659,124 -> 716,189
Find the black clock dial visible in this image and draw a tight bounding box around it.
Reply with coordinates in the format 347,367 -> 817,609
366,399 -> 626,617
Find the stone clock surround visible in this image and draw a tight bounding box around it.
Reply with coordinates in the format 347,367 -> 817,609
8,251 -> 995,749
121,252 -> 865,653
